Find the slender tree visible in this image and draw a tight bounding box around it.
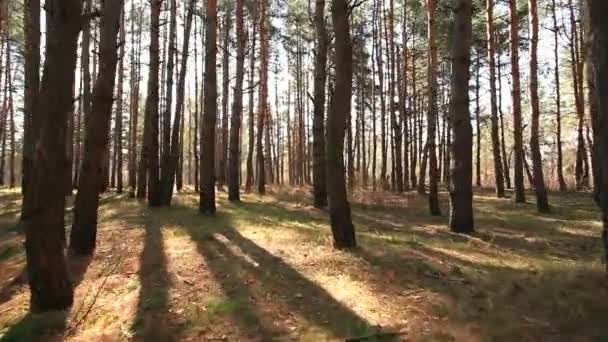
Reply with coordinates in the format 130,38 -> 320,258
426,0 -> 441,215
257,0 -> 268,195
71,0 -> 124,256
312,0 -> 329,207
551,0 -> 567,192
486,0 -> 505,197
115,6 -> 125,193
528,0 -> 550,212
228,0 -> 246,201
201,0 -> 218,213
449,0 -> 474,232
327,0 -> 356,249
509,0 -> 526,203
22,0 -> 83,311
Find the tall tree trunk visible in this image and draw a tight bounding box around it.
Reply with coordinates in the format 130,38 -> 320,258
257,0 -> 268,195
528,0 -> 550,212
486,0 -> 505,197
162,0 -> 195,205
497,51 -> 511,189
426,0 -> 441,216
389,0 -> 403,193
159,0 -> 177,200
509,0 -> 526,203
115,6 -> 125,193
200,0 -> 218,213
22,0 -> 83,311
21,0 -> 40,203
328,0 -> 356,249
228,0 -> 246,201
70,0 -> 123,256
143,0 -> 162,206
449,0 -> 474,233
219,8 -> 231,188
474,49 -> 482,187
245,8 -> 257,191
375,0 -> 387,189
128,0 -> 141,196
552,0 -> 567,192
586,0 -> 608,270
312,0 -> 328,207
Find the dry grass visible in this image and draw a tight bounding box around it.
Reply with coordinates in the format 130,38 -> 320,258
0,186 -> 607,341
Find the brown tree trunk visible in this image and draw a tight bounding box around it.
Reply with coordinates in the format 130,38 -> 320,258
115,6 -> 125,194
312,0 -> 328,207
528,0 -> 550,212
474,49 -> 482,187
426,0 -> 440,216
70,0 -> 123,256
552,0 -> 567,192
200,0 -> 218,213
159,0 -> 177,202
228,0 -> 246,201
327,0 -> 356,249
257,0 -> 268,195
449,0 -> 474,233
586,0 -> 608,270
128,0 -> 141,196
219,9 -> 232,188
21,0 -> 40,202
486,0 -> 505,197
162,0 -> 195,205
245,8 -> 257,191
143,0 -> 162,205
509,0 -> 526,203
22,0 -> 84,311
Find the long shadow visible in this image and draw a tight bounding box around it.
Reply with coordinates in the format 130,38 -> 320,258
355,241 -> 608,340
178,215 -> 398,341
0,255 -> 92,342
131,217 -> 173,341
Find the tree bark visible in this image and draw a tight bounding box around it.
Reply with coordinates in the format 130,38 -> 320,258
257,0 -> 268,195
449,0 -> 474,233
22,0 -> 84,311
115,6 -> 125,194
586,0 -> 608,270
509,0 -> 526,203
312,0 -> 328,208
71,0 -> 123,256
200,0 -> 218,213
528,0 -> 550,212
228,0 -> 246,201
245,8 -> 257,191
21,0 -> 40,203
486,0 -> 505,197
426,0 -> 441,216
327,0 -> 356,249
552,0 -> 567,192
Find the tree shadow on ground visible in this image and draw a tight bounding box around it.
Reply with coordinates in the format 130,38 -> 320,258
0,255 -> 92,342
174,210 -> 400,341
130,216 -> 174,341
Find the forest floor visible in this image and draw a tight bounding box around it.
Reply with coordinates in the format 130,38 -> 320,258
0,186 -> 607,341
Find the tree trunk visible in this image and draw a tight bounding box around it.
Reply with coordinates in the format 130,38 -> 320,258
528,0 -> 550,212
474,49 -> 482,187
586,0 -> 608,270
228,0 -> 246,201
509,0 -> 526,203
200,0 -> 218,213
142,0 -> 162,205
552,0 -> 567,192
257,0 -> 268,195
21,0 -> 40,203
70,0 -> 123,256
22,0 -> 84,311
426,0 -> 441,216
449,0 -> 474,233
245,8 -> 257,191
327,0 -> 356,249
312,0 -> 328,207
128,0 -> 141,196
115,7 -> 125,194
486,0 -> 505,197
219,9 -> 232,188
